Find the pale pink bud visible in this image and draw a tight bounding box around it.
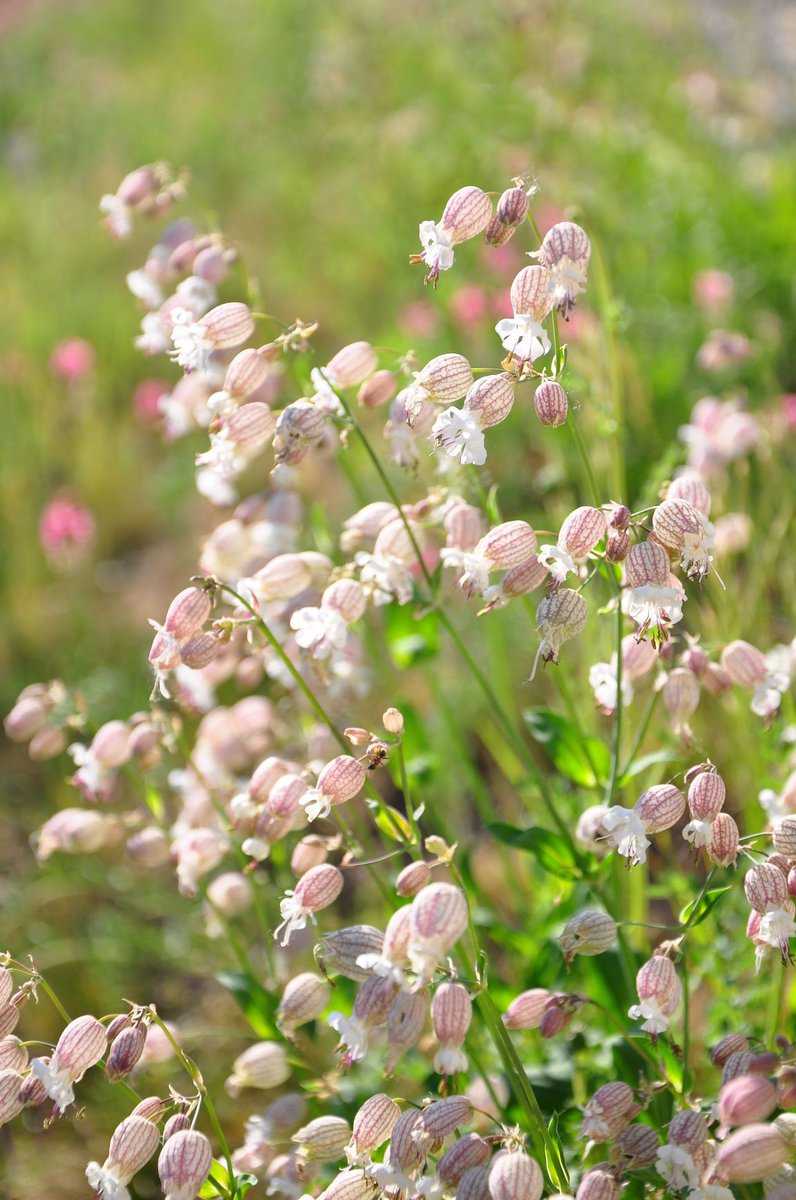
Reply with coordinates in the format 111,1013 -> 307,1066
386,989 -> 427,1067
636,954 -> 678,1001
341,502 -> 399,551
106,1023 -> 146,1080
396,860 -> 432,897
559,506 -> 607,559
477,520 -> 536,568
294,1115 -> 352,1162
432,982 -> 472,1046
409,883 -> 468,977
560,909 -> 617,963
669,1109 -> 709,1152
317,756 -> 367,804
622,635 -> 658,680
327,342 -> 378,388
624,539 -> 670,588
0,1037 -> 26,1073
294,863 -> 343,911
179,632 -> 219,669
291,835 -> 329,875
358,370 -> 397,409
5,696 -> 49,742
536,588 -> 588,665
277,973 -> 331,1036
0,1070 -> 23,1126
533,379 -> 568,426
488,1149 -> 544,1200
635,783 -> 686,832
322,1168 -> 379,1200
274,399 -> 329,458
662,668 -> 700,728
499,557 -> 550,600
415,1097 -> 472,1147
497,186 -> 529,227
131,1095 -> 169,1122
503,988 -> 552,1030
387,1108 -> 424,1172
91,720 -> 131,768
709,812 -> 740,867
667,471 -> 712,516
165,587 -> 212,639
715,1123 -> 788,1183
226,401 -> 276,451
464,374 -> 515,429
253,554 -> 313,602
193,244 -> 230,284
712,1034 -> 750,1067
439,1135 -> 491,1185
117,165 -> 158,206
582,1082 -> 639,1141
319,926 -> 384,981
720,640 -> 768,688
350,1094 -> 400,1157
417,354 -> 474,404
777,1068 -> 796,1108
688,769 -> 726,820
374,516 -> 424,564
445,502 -> 486,552
745,863 -> 788,912
575,1165 -> 619,1200
53,1014 -> 107,1077
441,187 -> 493,243
157,1129 -> 213,1200
0,1004 -> 20,1039
719,1075 -> 778,1127
163,1113 -> 192,1140
615,1123 -> 659,1168
322,579 -> 366,623
509,266 -> 553,319
226,1041 -> 290,1095
206,871 -> 252,917
201,302 -> 254,349
539,995 -> 575,1038
723,1051 -> 755,1083
457,1165 -> 491,1200
382,706 -> 405,735
773,818 -> 796,857
101,1113 -> 161,1179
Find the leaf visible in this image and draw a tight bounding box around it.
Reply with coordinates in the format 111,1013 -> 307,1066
618,749 -> 678,785
200,1160 -> 258,1198
216,970 -> 279,1038
385,605 -> 439,669
373,804 -> 413,843
657,1038 -> 684,1091
488,822 -> 581,880
544,1113 -> 570,1193
523,707 -> 609,788
679,885 -> 733,929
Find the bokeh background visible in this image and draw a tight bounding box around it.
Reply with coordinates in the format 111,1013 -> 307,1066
1,0 -> 795,1194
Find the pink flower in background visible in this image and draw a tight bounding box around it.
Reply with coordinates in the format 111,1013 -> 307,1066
693,269 -> 734,313
39,496 -> 95,568
696,328 -> 751,371
397,300 -> 439,339
449,284 -> 489,329
781,394 -> 796,431
491,288 -> 513,319
480,241 -> 523,276
133,378 -> 170,425
49,338 -> 95,382
534,202 -> 567,233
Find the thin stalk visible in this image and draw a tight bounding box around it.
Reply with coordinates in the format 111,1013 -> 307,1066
604,597 -> 624,807
766,961 -> 786,1048
681,942 -> 690,1097
620,690 -> 659,778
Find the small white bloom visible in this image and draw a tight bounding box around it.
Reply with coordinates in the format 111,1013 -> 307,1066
688,1187 -> 734,1200
85,1162 -> 131,1200
175,274 -> 217,317
195,465 -> 237,507
589,659 -> 633,715
242,836 -> 271,862
623,584 -> 684,637
439,547 -> 491,598
273,890 -> 316,946
135,311 -> 170,357
495,312 -> 551,363
537,543 -> 577,583
682,818 -> 714,848
126,269 -> 164,310
602,805 -> 650,866
655,1145 -> 700,1190
758,906 -> 796,951
99,193 -> 132,238
418,221 -> 455,277
195,428 -> 247,479
169,307 -> 214,372
433,1044 -> 468,1074
432,407 -> 486,466
355,552 -> 414,606
628,995 -> 672,1035
310,367 -> 344,416
290,606 -> 348,660
300,787 -> 331,823
328,1012 -> 369,1062
751,670 -> 789,719
30,1056 -> 75,1113
207,389 -> 237,418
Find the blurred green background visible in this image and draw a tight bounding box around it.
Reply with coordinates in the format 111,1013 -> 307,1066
1,0 -> 795,1193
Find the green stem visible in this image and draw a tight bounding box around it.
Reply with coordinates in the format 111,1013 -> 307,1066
620,690 -> 659,778
766,961 -> 787,1048
604,596 -> 624,807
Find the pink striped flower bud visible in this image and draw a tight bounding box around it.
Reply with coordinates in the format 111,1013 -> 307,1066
490,557 -> 550,605
158,1129 -> 213,1200
503,988 -> 552,1030
485,214 -> 517,246
669,1109 -> 709,1153
488,1150 -> 544,1200
497,185 -> 530,227
277,972 -> 331,1037
224,401 -> 276,453
0,970 -> 12,1010
715,1123 -> 788,1183
712,1034 -> 750,1067
775,1113 -> 796,1145
709,812 -> 740,867
417,354 -> 474,404
773,818 -> 796,857
414,1097 -> 473,1149
179,632 -> 219,669
719,1075 -> 778,1127
0,1002 -> 21,1039
559,507 -> 607,560
409,883 -> 469,981
117,165 -> 158,206
358,369 -> 397,409
445,502 -> 487,551
30,1014 -> 106,1112
30,725 -> 67,762
457,1165 -> 492,1200
302,754 -> 367,823
349,1094 -> 400,1161
622,635 -> 658,680
615,1123 -> 659,1168
374,516 -> 425,564
252,554 -> 313,603
745,863 -> 789,912
509,266 -> 553,319
163,1113 -> 192,1140
439,1135 -> 491,1185
0,1070 -> 23,1127
291,835 -> 329,875
91,720 -> 132,768
223,347 -> 271,398
322,579 -> 367,623
432,982 -> 472,1075
560,909 -> 617,964
441,187 -> 493,243
342,502 -> 398,550
131,1095 -> 168,1123
662,668 -> 700,734
318,925 -> 384,981
652,498 -> 714,580
225,1041 -> 290,1096
395,859 -> 432,899
723,1051 -> 755,1084
5,694 -> 49,741
575,1166 -> 619,1200
537,222 -> 591,315
582,1082 -> 639,1141
294,1115 -> 352,1163
535,588 -> 588,669
629,955 -> 681,1034
539,994 -> 576,1038
274,864 -> 344,946
86,1114 -> 161,1196
322,1168 -> 379,1200
635,783 -> 686,832
385,989 -> 427,1070
325,342 -> 378,388
477,520 -> 537,569
0,1037 -> 26,1074
667,471 -> 712,516
464,374 -> 515,429
533,379 -> 568,426
201,301 -> 254,348
330,975 -> 399,1067
688,769 -> 726,820
385,1107 -> 424,1174
164,587 -> 212,640
605,529 -> 630,563
721,640 -> 768,688
624,539 -> 670,588
106,1023 -> 147,1080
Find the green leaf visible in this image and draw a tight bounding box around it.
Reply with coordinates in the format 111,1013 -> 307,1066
523,707 -> 609,788
216,970 -> 279,1038
488,822 -> 581,880
618,749 -> 678,785
679,885 -> 733,929
385,605 -> 439,669
657,1037 -> 684,1091
544,1112 -> 570,1192
373,804 -> 413,843
200,1160 -> 258,1198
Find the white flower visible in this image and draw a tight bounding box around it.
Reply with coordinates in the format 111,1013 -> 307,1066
589,660 -> 633,715
242,836 -> 271,863
688,1188 -> 734,1200
439,547 -> 491,598
328,1012 -> 369,1062
537,543 -> 577,583
85,1162 -> 131,1200
170,307 -> 214,371
682,818 -> 714,848
368,1160 -> 417,1194
623,584 -> 684,637
655,1145 -> 700,1190
300,787 -> 331,823
432,407 -> 486,466
355,552 -> 414,606
207,389 -> 237,418
290,606 -> 348,660
30,1056 -> 76,1113
546,257 -> 589,311
495,312 -> 551,363
273,890 -> 316,946
195,428 -> 247,479
760,786 -> 790,824
126,269 -> 164,310
310,367 -> 344,416
135,311 -> 170,357
751,669 -> 789,719
175,274 -> 217,317
602,805 -> 650,866
758,906 -> 796,952
628,995 -> 672,1034
99,193 -> 132,238
356,951 -> 407,988
433,1045 -> 468,1074
414,1174 -> 446,1200
418,221 -> 455,277
195,465 -> 238,507
680,516 -> 715,580
68,742 -> 112,801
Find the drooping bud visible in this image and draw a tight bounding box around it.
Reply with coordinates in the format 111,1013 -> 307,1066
106,1023 -> 147,1080
201,302 -> 255,349
488,1150 -> 544,1200
712,1033 -> 750,1067
86,1114 -> 161,1197
225,1041 -> 291,1096
668,1109 -> 709,1153
537,222 -> 591,315
414,1097 -> 473,1149
441,187 -> 493,244
432,982 -> 472,1075
439,1135 -> 491,1186
464,374 -> 515,429
719,1074 -> 778,1127
560,909 -> 617,964
559,507 -> 607,560
417,354 -> 474,404
157,1129 -> 213,1200
688,769 -> 726,820
533,379 -> 568,426
615,1123 -> 659,1169
477,521 -> 537,569
30,1014 -> 107,1112
535,588 -> 588,669
293,1116 -> 352,1163
408,883 -> 469,981
667,471 -> 712,516
662,668 -> 700,735
277,973 -> 331,1037
274,864 -> 345,946
575,1165 -> 619,1200
327,342 -> 378,388
503,989 -> 552,1030
721,640 -> 768,688
715,1123 -> 788,1183
635,783 -> 686,832
0,1070 -> 24,1127
708,812 -> 740,867
629,955 -> 681,1035
164,587 -> 212,640
358,370 -> 397,409
322,1168 -> 379,1200
582,1082 -> 639,1141
349,1094 -> 400,1161
318,926 -> 384,981
745,863 -> 789,913
396,860 -> 432,897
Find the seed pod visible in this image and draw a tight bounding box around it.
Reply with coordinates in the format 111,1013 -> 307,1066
0,1070 -> 24,1126
157,1129 -> 213,1200
635,783 -> 686,833
477,520 -> 537,568
669,1109 -> 709,1152
322,1168 -> 379,1200
488,1150 -> 544,1200
582,1082 -> 639,1141
719,1075 -> 778,1127
560,909 -> 617,964
432,982 -> 472,1046
709,812 -> 740,867
104,1114 -> 161,1179
662,669 -> 700,728
715,1123 -> 788,1183
441,187 -> 493,244
294,1115 -> 352,1163
225,1041 -> 291,1096
688,770 -> 726,821
350,1094 -> 400,1157
91,720 -> 132,768
575,1166 -> 619,1200
417,354 -> 474,404
277,973 -> 331,1036
615,1123 -> 659,1168
318,926 -> 384,981
773,818 -> 796,857
388,1107 -> 424,1172
358,369 -> 397,409
327,342 -> 378,388
106,1023 -> 147,1080
667,471 -> 712,517
201,302 -> 255,349
720,640 -> 768,687
503,988 -> 553,1030
396,860 -> 432,897
624,539 -> 670,588
559,507 -> 607,559
317,756 -> 367,805
712,1034 -> 750,1067
464,374 -> 515,429
164,1113 -> 192,1140
509,266 -> 553,318
292,835 -> 329,876
745,863 -> 789,913
0,1037 -> 26,1073
533,380 -> 568,426
415,1097 -> 473,1147
458,1165 -> 492,1200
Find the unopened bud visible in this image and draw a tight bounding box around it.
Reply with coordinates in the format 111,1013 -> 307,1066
225,1041 -> 291,1096
319,926 -> 384,981
719,1075 -> 778,1127
417,354 -> 474,404
350,1094 -> 400,1159
745,863 -> 789,913
201,302 -> 255,349
533,379 -> 568,426
503,989 -> 552,1030
488,1150 -> 544,1200
157,1129 -> 213,1200
396,860 -> 432,897
358,370 -> 397,409
106,1023 -> 147,1080
560,909 -> 617,963
715,1123 -> 788,1183
277,973 -> 331,1037
294,1115 -> 352,1163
